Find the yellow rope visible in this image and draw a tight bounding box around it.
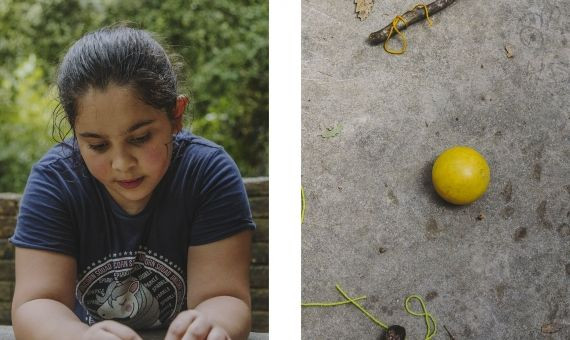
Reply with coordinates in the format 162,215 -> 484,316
335,284 -> 389,330
302,286 -> 438,340
414,4 -> 433,27
302,284 -> 389,329
405,295 -> 437,339
301,295 -> 367,307
301,186 -> 306,223
384,3 -> 433,55
383,15 -> 408,54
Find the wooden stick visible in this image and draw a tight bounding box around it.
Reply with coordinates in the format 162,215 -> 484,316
443,325 -> 456,340
368,0 -> 456,45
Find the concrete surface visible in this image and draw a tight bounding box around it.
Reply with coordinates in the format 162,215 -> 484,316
301,0 -> 569,339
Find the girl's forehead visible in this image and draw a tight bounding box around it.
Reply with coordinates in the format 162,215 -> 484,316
79,84 -> 141,108
75,84 -> 164,133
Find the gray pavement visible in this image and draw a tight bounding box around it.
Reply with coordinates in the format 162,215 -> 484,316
301,0 -> 569,339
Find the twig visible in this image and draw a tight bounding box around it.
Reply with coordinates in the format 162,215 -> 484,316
368,0 -> 456,45
443,325 -> 456,340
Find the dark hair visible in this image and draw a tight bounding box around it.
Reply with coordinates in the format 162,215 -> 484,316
53,25 -> 185,140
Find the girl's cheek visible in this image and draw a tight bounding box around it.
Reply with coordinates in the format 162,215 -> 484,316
141,142 -> 171,174
92,160 -> 110,178
145,142 -> 170,163
82,153 -> 110,179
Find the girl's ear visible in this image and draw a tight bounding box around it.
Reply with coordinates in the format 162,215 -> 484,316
172,95 -> 189,133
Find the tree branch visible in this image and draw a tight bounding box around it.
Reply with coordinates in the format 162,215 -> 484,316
368,0 -> 456,45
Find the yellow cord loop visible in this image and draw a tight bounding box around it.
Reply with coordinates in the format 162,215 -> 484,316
414,4 -> 433,27
384,3 -> 432,55
405,295 -> 437,339
301,186 -> 306,223
383,15 -> 408,55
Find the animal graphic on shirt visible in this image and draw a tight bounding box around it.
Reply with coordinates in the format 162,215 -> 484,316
96,278 -> 160,328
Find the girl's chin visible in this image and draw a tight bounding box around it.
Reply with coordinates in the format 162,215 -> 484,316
105,183 -> 153,213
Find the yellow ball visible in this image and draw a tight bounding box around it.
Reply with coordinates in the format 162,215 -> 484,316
432,146 -> 490,205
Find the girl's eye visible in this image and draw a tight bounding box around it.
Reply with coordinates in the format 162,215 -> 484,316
130,133 -> 151,145
88,143 -> 108,152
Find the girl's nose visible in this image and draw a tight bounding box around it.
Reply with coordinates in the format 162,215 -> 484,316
111,148 -> 136,172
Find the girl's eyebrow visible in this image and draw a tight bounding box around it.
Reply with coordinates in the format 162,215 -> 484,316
78,119 -> 155,138
126,119 -> 155,133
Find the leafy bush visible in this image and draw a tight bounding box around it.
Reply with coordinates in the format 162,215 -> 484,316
0,0 -> 268,192
0,55 -> 56,192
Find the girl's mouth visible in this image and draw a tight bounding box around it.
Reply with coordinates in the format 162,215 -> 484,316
117,177 -> 144,189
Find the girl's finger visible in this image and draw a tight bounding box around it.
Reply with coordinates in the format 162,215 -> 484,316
181,315 -> 212,340
87,333 -> 121,340
98,321 -> 143,340
165,310 -> 199,340
205,326 -> 230,340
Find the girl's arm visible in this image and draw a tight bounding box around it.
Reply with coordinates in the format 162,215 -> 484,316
11,248 -> 142,340
165,230 -> 253,340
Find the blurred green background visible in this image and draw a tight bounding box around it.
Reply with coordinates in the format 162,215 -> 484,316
0,0 -> 268,192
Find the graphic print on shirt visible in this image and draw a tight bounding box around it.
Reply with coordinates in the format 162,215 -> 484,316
96,277 -> 159,326
76,246 -> 186,329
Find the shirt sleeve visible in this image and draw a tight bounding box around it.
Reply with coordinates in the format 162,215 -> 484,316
9,163 -> 77,256
188,149 -> 256,246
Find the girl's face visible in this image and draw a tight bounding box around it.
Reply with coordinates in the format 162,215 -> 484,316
74,84 -> 185,215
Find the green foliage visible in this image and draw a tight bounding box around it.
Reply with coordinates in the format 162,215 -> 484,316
0,0 -> 268,192
320,124 -> 343,139
0,55 -> 56,192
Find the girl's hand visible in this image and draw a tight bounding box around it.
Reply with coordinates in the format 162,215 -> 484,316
81,320 -> 143,340
164,310 -> 231,340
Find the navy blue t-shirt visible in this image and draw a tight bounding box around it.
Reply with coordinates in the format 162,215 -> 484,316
10,131 -> 255,329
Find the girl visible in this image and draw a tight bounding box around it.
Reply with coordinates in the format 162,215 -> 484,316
10,26 -> 255,340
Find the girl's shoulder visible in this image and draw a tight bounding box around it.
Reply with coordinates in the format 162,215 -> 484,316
173,131 -> 229,164
31,140 -> 88,187
35,140 -> 78,170
175,130 -> 223,152
171,131 -> 240,182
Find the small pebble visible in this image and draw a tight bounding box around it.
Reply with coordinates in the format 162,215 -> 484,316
385,325 -> 406,340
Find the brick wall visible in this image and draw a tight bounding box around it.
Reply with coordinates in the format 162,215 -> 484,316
0,193 -> 18,325
244,178 -> 269,332
0,177 -> 268,332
